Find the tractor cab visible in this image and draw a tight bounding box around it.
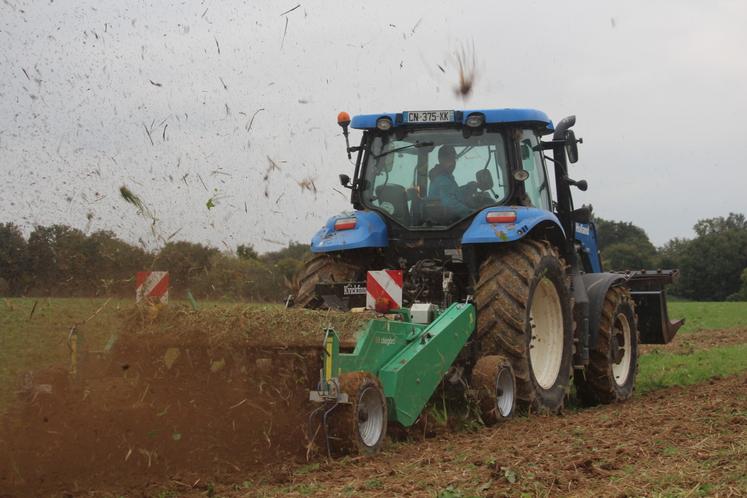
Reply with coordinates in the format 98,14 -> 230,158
338,109 -> 557,230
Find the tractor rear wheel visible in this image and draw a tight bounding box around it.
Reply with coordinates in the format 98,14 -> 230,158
472,355 -> 516,425
474,240 -> 573,413
328,372 -> 387,455
575,286 -> 639,404
294,254 -> 363,309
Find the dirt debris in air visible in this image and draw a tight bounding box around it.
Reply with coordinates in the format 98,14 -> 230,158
454,42 -> 477,99
0,305 -> 371,495
125,302 -> 371,347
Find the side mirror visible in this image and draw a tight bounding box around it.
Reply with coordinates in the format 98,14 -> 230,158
562,175 -> 588,191
339,174 -> 352,189
565,130 -> 581,164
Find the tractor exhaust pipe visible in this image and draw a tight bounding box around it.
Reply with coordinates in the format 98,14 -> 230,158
553,115 -> 576,140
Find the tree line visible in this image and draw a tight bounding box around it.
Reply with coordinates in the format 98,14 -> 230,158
1,212 -> 746,302
595,212 -> 747,301
0,223 -> 309,301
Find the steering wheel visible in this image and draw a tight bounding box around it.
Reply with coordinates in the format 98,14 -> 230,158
468,191 -> 494,208
460,182 -> 494,209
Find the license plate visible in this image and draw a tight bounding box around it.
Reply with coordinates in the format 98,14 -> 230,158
405,110 -> 454,123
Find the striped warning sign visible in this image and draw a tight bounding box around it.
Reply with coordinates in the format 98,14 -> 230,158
136,271 -> 170,304
366,270 -> 403,311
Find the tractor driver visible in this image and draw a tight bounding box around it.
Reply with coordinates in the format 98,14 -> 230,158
428,145 -> 473,219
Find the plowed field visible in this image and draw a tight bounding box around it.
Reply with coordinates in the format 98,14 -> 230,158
0,302 -> 745,497
238,372 -> 747,498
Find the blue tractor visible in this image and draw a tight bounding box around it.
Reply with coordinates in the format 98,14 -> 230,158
296,108 -> 683,414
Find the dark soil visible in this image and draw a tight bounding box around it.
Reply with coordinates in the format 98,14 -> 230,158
0,314 -> 745,497
640,327 -> 747,355
0,304 -> 371,495
234,373 -> 747,497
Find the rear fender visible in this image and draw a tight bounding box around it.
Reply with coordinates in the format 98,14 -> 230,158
581,273 -> 627,349
582,271 -> 684,347
311,211 -> 388,253
461,206 -> 565,246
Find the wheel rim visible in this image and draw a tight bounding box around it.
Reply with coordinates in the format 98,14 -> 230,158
495,366 -> 515,417
611,312 -> 632,387
358,386 -> 385,447
529,277 -> 564,390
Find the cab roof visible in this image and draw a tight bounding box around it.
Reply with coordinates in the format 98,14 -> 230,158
350,108 -> 554,134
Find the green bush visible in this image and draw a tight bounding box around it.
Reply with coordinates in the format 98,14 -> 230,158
186,253 -> 293,302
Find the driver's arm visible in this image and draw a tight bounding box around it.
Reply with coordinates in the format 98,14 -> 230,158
435,177 -> 472,217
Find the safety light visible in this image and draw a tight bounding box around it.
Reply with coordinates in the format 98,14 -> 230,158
486,211 -> 517,224
465,113 -> 485,128
338,111 -> 352,159
337,111 -> 351,127
334,217 -> 357,230
376,117 -> 393,131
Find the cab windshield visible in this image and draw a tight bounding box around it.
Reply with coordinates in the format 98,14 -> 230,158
361,129 -> 509,227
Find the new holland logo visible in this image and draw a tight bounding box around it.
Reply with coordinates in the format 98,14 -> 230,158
575,223 -> 590,236
343,283 -> 366,295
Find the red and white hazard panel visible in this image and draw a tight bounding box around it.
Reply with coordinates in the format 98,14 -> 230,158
366,270 -> 403,311
136,271 -> 170,304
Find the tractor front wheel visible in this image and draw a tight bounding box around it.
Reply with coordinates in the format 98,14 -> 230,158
575,286 -> 639,404
474,240 -> 574,413
472,355 -> 516,425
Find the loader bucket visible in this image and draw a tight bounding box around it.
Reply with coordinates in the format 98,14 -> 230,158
623,269 -> 685,344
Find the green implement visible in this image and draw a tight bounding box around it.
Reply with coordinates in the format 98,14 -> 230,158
309,302 -> 476,455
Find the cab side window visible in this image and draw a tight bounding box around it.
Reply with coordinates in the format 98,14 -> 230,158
518,130 -> 551,210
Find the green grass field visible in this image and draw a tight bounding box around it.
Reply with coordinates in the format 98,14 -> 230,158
0,297 -> 258,412
1,298 -> 746,413
668,301 -> 747,333
638,343 -> 747,394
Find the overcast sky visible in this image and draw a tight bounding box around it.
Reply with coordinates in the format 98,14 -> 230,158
1,0 -> 745,252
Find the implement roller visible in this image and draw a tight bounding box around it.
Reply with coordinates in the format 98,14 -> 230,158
309,300 -> 515,454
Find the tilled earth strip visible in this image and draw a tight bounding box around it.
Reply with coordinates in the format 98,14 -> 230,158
640,327 -> 747,355
2,318 -> 745,497
205,373 -> 747,498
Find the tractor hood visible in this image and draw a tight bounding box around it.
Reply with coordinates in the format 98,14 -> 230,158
311,211 -> 388,253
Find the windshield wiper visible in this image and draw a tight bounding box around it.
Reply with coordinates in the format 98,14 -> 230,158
373,141 -> 434,159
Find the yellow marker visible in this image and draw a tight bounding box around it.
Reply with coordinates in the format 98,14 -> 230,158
324,335 -> 334,383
